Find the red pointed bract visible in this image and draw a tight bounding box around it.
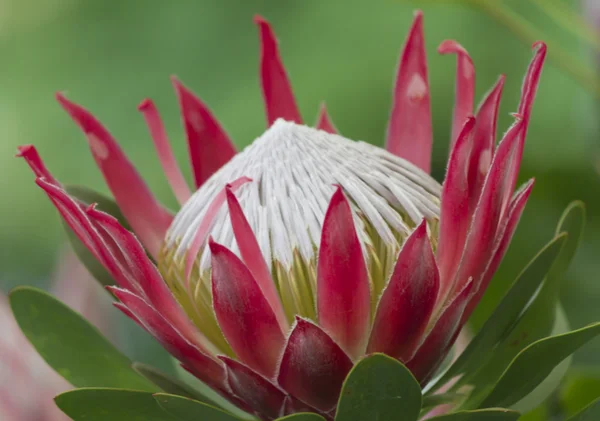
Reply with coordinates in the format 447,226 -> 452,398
436,117 -> 476,303
255,15 -> 303,126
138,98 -> 191,205
86,206 -> 209,351
34,178 -> 136,292
109,287 -> 224,386
225,187 -> 288,330
277,318 -> 353,412
438,40 -> 475,148
172,77 -> 237,188
317,187 -> 370,358
468,75 -> 505,214
407,279 -> 473,383
463,179 -> 535,320
220,357 -> 287,420
453,118 -> 525,296
385,11 -> 432,173
367,220 -> 439,361
210,241 -> 285,378
315,103 -> 338,134
184,176 -> 252,282
56,93 -> 173,258
16,145 -> 60,185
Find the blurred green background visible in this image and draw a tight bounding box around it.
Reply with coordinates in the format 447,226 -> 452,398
1,0 -> 599,418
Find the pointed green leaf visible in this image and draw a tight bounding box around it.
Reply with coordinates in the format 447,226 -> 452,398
433,234 -> 566,391
566,397 -> 600,421
427,408 -> 520,420
55,388 -> 177,420
480,322 -> 600,408
276,414 -> 327,420
453,202 -> 585,405
64,185 -> 128,288
335,354 -> 421,421
10,286 -> 156,391
154,393 -> 242,421
173,359 -> 255,419
133,362 -> 217,405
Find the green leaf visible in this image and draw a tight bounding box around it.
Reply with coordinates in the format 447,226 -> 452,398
456,202 -> 585,405
559,370 -> 600,418
55,388 -> 177,420
566,398 -> 600,421
427,408 -> 520,420
64,185 -> 128,288
275,414 -> 327,420
154,393 -> 242,421
173,359 -> 255,419
433,234 -> 566,391
421,393 -> 466,416
10,286 -> 156,391
335,353 -> 421,421
480,322 -> 600,408
133,362 -> 217,405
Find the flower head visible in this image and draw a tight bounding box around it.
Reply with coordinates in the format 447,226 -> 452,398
20,11 -> 545,420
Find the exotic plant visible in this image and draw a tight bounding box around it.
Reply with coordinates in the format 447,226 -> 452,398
10,10 -> 600,421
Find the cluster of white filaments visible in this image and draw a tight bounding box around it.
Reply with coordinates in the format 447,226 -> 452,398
160,120 -> 441,353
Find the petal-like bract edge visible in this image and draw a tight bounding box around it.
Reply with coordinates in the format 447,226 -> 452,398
277,317 -> 353,412
463,179 -> 534,320
454,119 -> 525,295
56,93 -> 172,258
16,145 -> 60,185
138,98 -> 191,204
221,357 -> 287,420
255,15 -> 302,126
438,40 -> 475,147
315,103 -> 337,134
317,187 -> 370,358
436,117 -> 476,303
367,220 -> 439,361
172,77 -> 237,188
184,177 -> 252,281
210,241 -> 285,378
110,287 -> 224,386
385,11 -> 432,173
407,280 -> 473,383
225,187 -> 288,330
468,75 -> 505,214
86,206 -> 210,351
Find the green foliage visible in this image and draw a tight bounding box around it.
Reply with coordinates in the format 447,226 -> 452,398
335,354 -> 422,421
154,393 -> 243,420
427,408 -> 520,420
566,398 -> 600,421
479,322 -> 600,408
433,233 -> 567,392
55,388 -> 178,421
9,286 -> 156,391
133,362 -> 217,406
275,414 -> 327,421
559,371 -> 600,418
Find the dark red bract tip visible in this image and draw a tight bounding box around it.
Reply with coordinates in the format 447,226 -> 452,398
137,98 -> 153,111
253,14 -> 267,25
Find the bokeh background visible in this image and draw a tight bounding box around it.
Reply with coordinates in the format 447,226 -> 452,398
1,0 -> 599,418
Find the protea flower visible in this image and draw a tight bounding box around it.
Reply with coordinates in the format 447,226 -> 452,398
0,249 -> 110,421
19,11 -> 545,420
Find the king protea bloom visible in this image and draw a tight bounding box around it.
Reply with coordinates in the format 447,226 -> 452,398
20,11 -> 545,420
